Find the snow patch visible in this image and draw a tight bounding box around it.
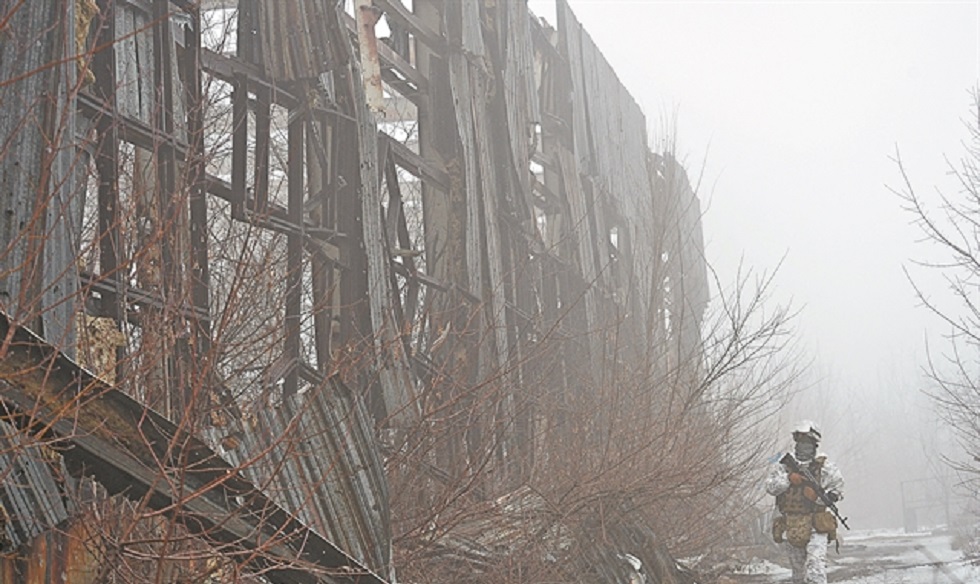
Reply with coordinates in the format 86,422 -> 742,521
732,558 -> 790,576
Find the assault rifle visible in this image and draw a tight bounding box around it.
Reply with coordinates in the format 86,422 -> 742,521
780,452 -> 850,530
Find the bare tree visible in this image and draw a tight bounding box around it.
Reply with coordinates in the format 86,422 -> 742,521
0,2 -> 803,583
893,91 -> 980,489
0,2 -> 391,582
385,162 -> 802,583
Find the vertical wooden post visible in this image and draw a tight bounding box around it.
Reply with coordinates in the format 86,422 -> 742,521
183,3 -> 216,411
92,0 -> 124,379
284,112 -> 304,398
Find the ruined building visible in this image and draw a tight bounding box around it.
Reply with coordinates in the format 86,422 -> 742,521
0,1 -> 710,582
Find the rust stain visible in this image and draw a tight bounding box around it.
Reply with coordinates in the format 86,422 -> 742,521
355,0 -> 385,114
0,521 -> 98,584
74,0 -> 99,85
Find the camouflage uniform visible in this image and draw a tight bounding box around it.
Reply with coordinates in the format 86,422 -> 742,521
765,453 -> 844,584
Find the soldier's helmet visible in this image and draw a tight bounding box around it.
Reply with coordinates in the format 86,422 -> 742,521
791,419 -> 821,442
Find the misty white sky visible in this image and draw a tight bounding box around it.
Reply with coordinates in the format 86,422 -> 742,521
527,0 -> 980,527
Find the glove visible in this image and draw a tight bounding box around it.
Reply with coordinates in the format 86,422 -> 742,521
788,472 -> 804,486
803,486 -> 818,502
827,490 -> 841,503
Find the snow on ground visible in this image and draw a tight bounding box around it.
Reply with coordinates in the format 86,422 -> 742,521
732,558 -> 790,577
830,529 -> 979,584
728,528 -> 979,583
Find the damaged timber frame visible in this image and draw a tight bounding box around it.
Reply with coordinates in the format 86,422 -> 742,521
0,0 -> 708,581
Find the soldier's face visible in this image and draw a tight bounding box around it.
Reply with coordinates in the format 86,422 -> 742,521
793,435 -> 818,460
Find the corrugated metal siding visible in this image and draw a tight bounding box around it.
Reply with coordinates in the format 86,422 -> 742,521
557,0 -> 703,354
502,0 -> 539,219
0,1 -> 81,356
257,1 -> 342,81
220,377 -> 391,578
0,421 -> 71,550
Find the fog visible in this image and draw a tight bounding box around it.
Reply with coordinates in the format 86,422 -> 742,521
528,0 -> 979,529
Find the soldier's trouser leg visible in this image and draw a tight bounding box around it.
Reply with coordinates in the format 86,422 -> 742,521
786,542 -> 807,584
803,534 -> 828,584
785,531 -> 828,584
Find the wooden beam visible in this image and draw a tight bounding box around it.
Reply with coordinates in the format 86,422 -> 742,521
205,173 -> 347,242
80,271 -> 210,323
342,12 -> 427,99
374,0 -> 444,52
0,312 -> 388,584
382,133 -> 449,190
201,49 -> 299,109
78,92 -> 189,160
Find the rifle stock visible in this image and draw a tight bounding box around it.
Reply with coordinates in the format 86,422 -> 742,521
780,453 -> 850,530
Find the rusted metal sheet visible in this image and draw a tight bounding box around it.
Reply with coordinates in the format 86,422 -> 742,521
0,313 -> 389,584
355,0 -> 385,113
0,0 -> 713,581
0,520 -> 100,584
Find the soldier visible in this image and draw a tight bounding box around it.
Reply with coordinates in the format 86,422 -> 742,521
765,420 -> 845,584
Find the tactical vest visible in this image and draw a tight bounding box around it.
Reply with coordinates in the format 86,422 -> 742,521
776,458 -> 823,515
772,457 -> 838,548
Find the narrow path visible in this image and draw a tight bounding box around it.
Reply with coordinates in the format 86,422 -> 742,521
727,530 -> 979,583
